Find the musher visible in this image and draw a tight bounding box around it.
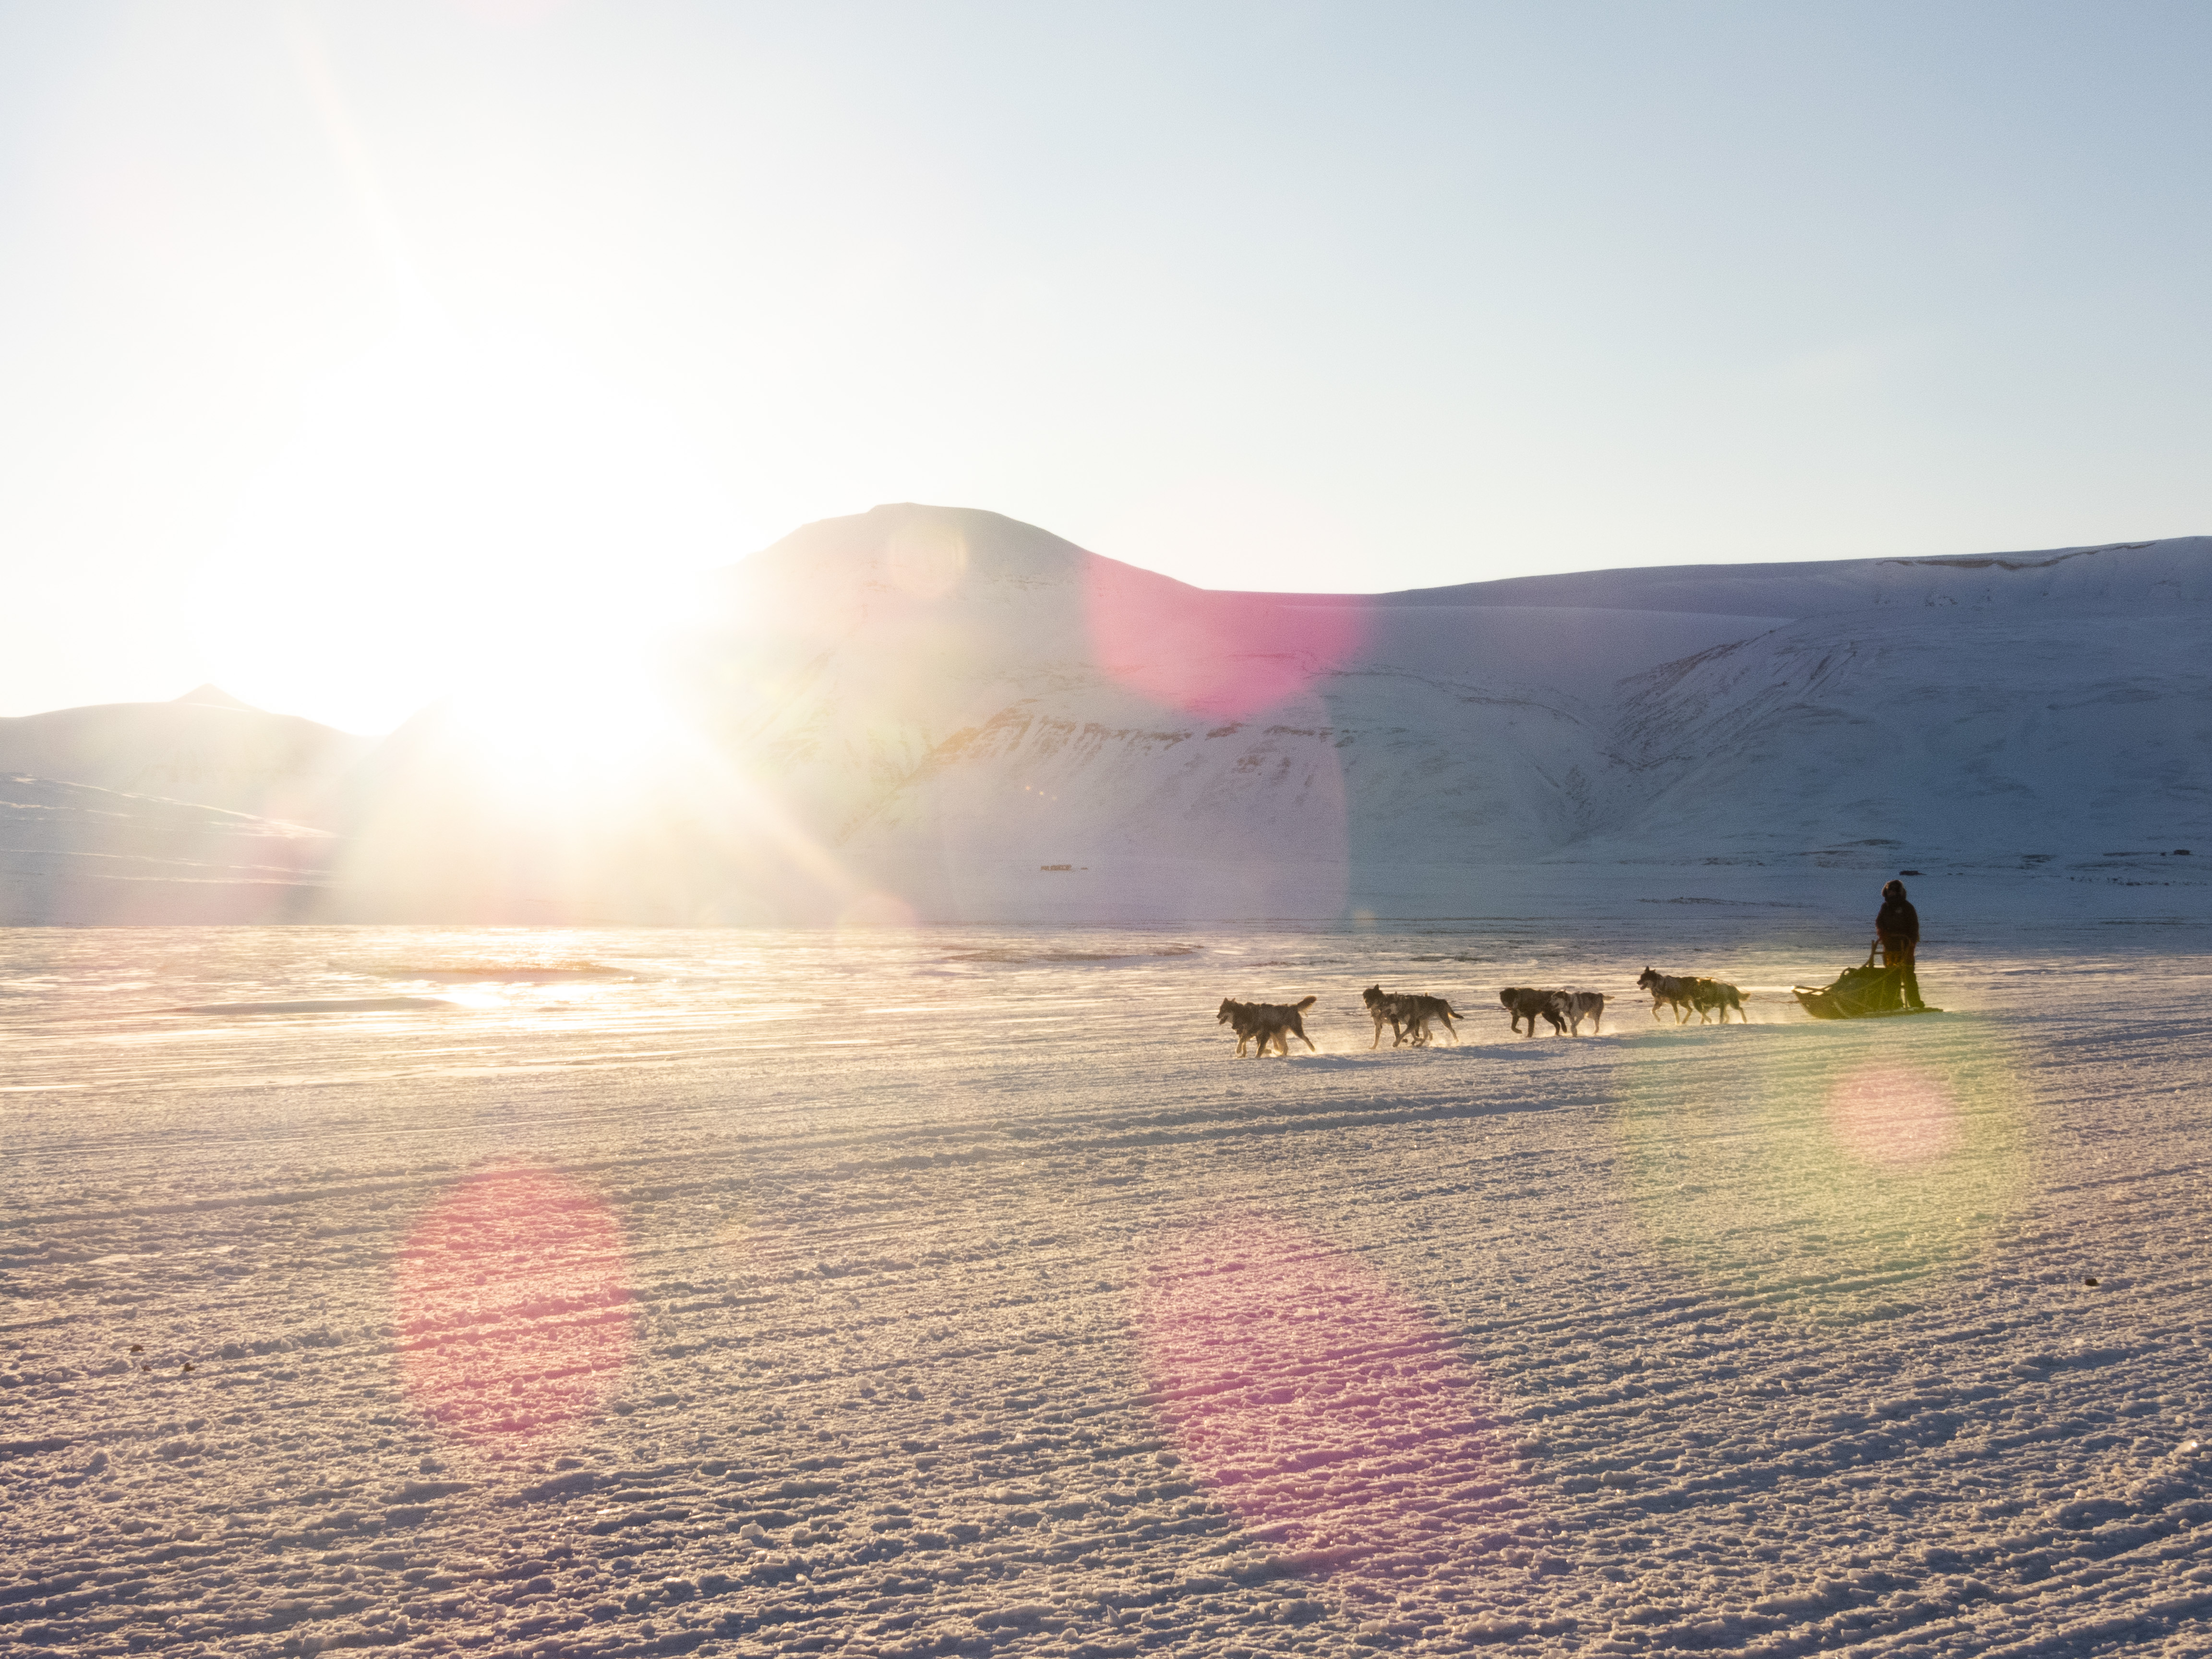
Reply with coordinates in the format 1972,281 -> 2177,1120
1874,878 -> 1923,1010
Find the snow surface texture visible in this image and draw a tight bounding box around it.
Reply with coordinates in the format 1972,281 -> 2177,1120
0,775 -> 337,925
5,508 -> 2209,923
5,919 -> 2210,1657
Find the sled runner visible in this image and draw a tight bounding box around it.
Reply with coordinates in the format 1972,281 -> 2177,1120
1792,950 -> 1941,1020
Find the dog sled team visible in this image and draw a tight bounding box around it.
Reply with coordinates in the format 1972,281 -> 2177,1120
1214,881 -> 1937,1052
1215,968 -> 1752,1056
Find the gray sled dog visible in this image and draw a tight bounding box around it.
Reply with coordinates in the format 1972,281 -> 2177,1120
1560,989 -> 1606,1034
1217,995 -> 1319,1057
1362,985 -> 1461,1047
1638,968 -> 1752,1024
1636,968 -> 1698,1024
1689,978 -> 1751,1023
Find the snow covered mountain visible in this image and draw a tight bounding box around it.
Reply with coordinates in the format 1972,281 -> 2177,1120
638,508 -> 2212,923
6,507 -> 2209,923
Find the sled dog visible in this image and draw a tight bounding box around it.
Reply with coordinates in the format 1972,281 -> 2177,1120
1217,995 -> 1319,1057
1499,986 -> 1568,1036
1690,978 -> 1751,1023
1636,968 -> 1699,1024
1561,989 -> 1606,1034
1362,985 -> 1461,1047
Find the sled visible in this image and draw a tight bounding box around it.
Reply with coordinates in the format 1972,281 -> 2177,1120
1792,950 -> 1941,1020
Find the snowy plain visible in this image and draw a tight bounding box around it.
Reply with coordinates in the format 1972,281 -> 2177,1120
5,917 -> 2210,1659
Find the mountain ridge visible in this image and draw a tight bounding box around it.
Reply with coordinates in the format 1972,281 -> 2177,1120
4,505 -> 2208,923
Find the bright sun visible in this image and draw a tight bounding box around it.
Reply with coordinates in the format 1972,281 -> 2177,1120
187,313 -> 738,736
437,636 -> 698,796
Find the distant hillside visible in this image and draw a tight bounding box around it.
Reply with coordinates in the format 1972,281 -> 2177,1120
6,507 -> 2208,923
0,694 -> 371,822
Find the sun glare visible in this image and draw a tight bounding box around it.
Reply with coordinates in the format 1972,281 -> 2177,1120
188,313 -> 738,734
440,638 -> 694,788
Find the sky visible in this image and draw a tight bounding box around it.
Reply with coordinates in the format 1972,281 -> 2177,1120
3,1 -> 2210,732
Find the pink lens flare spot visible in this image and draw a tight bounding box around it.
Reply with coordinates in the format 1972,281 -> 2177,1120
1140,1222 -> 1504,1576
838,891 -> 918,929
1827,1064 -> 1962,1166
395,1165 -> 635,1442
1085,558 -> 1366,721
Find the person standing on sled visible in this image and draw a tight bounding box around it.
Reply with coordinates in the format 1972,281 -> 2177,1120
1874,879 -> 1923,1010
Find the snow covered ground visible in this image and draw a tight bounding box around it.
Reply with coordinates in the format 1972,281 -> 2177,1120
5,917 -> 2210,1658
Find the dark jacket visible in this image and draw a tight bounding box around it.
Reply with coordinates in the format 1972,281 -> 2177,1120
1876,897 -> 1920,948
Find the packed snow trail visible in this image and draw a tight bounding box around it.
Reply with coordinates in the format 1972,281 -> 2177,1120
2,920 -> 2209,1657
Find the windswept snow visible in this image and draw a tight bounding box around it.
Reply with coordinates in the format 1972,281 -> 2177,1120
4,918 -> 2209,1657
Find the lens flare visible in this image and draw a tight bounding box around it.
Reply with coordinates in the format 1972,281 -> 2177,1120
1085,557 -> 1365,720
393,1164 -> 634,1442
1827,1062 -> 1961,1166
838,891 -> 918,929
1140,1220 -> 1506,1577
1611,1019 -> 2029,1325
